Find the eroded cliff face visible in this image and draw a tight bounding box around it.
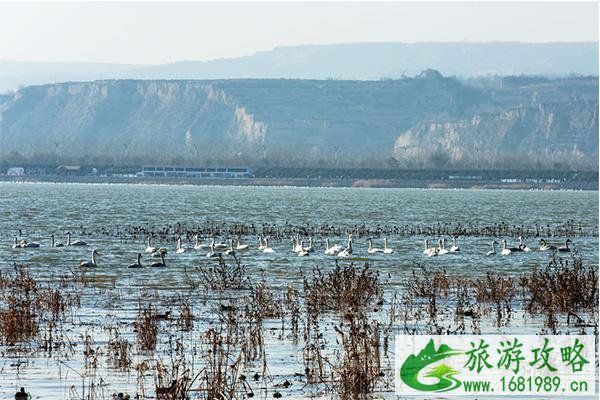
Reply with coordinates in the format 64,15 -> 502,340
0,73 -> 597,165
393,101 -> 598,164
0,80 -> 270,161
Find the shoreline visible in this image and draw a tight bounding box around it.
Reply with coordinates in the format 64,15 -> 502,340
0,175 -> 597,190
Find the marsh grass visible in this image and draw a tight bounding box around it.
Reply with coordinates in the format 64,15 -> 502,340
521,256 -> 598,329
303,263 -> 381,313
136,304 -> 159,351
1,253 -> 597,398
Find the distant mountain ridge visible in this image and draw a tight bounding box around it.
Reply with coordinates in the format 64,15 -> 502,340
0,72 -> 597,169
1,41 -> 597,92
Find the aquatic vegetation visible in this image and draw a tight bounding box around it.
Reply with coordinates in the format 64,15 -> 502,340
334,316 -> 383,397
0,237 -> 597,398
475,272 -> 515,325
193,255 -> 251,291
521,255 -> 598,328
107,328 -> 133,371
303,263 -> 382,314
0,265 -> 80,345
136,303 -> 159,352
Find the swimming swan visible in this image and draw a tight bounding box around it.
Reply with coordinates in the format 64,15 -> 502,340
539,239 -> 557,251
150,249 -> 167,267
558,239 -> 572,253
67,232 -> 87,246
145,237 -> 157,253
337,235 -> 353,257
305,236 -> 314,253
225,239 -> 236,255
423,239 -> 437,257
324,238 -> 342,255
298,241 -> 310,257
128,253 -> 143,269
235,236 -> 249,251
383,238 -> 394,254
151,248 -> 168,257
176,238 -> 186,253
262,237 -> 275,253
449,237 -> 460,253
258,235 -> 266,250
12,237 -> 24,249
437,239 -> 449,255
293,234 -> 303,253
22,238 -> 40,248
51,234 -> 64,247
501,240 -> 521,256
213,237 -> 228,251
518,236 -> 531,252
206,243 -> 219,258
367,238 -> 384,254
80,249 -> 99,268
487,240 -> 498,255
194,235 -> 210,250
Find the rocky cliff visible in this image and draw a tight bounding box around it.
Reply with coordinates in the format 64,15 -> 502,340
0,72 -> 597,167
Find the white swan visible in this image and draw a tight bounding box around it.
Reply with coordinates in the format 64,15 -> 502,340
486,240 -> 498,255
67,232 -> 87,246
500,240 -> 513,256
305,236 -> 314,253
383,238 -> 394,254
150,249 -> 167,267
293,234 -> 303,253
145,237 -> 157,253
258,235 -> 266,250
423,239 -> 437,257
539,239 -> 557,251
80,249 -> 99,268
128,253 -> 143,269
176,238 -> 186,253
262,237 -> 275,253
449,237 -> 460,253
337,235 -> 353,257
235,236 -> 249,251
518,236 -> 531,252
324,238 -> 342,255
437,239 -> 449,255
367,238 -> 383,254
297,241 -> 310,257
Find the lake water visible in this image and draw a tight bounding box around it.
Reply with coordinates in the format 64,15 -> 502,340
0,183 -> 597,399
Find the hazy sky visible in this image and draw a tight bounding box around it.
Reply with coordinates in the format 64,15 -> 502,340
0,1 -> 597,64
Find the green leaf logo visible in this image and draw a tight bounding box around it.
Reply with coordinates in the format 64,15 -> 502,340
400,339 -> 464,392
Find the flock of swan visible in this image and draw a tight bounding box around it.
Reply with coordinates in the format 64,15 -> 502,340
423,236 -> 573,257
9,231 -> 576,269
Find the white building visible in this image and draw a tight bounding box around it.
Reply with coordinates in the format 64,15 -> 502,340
7,167 -> 24,176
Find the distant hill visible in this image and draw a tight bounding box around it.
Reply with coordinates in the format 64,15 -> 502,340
0,72 -> 597,169
1,41 -> 597,92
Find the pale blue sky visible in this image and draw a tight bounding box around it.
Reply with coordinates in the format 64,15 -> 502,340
0,1 -> 597,64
